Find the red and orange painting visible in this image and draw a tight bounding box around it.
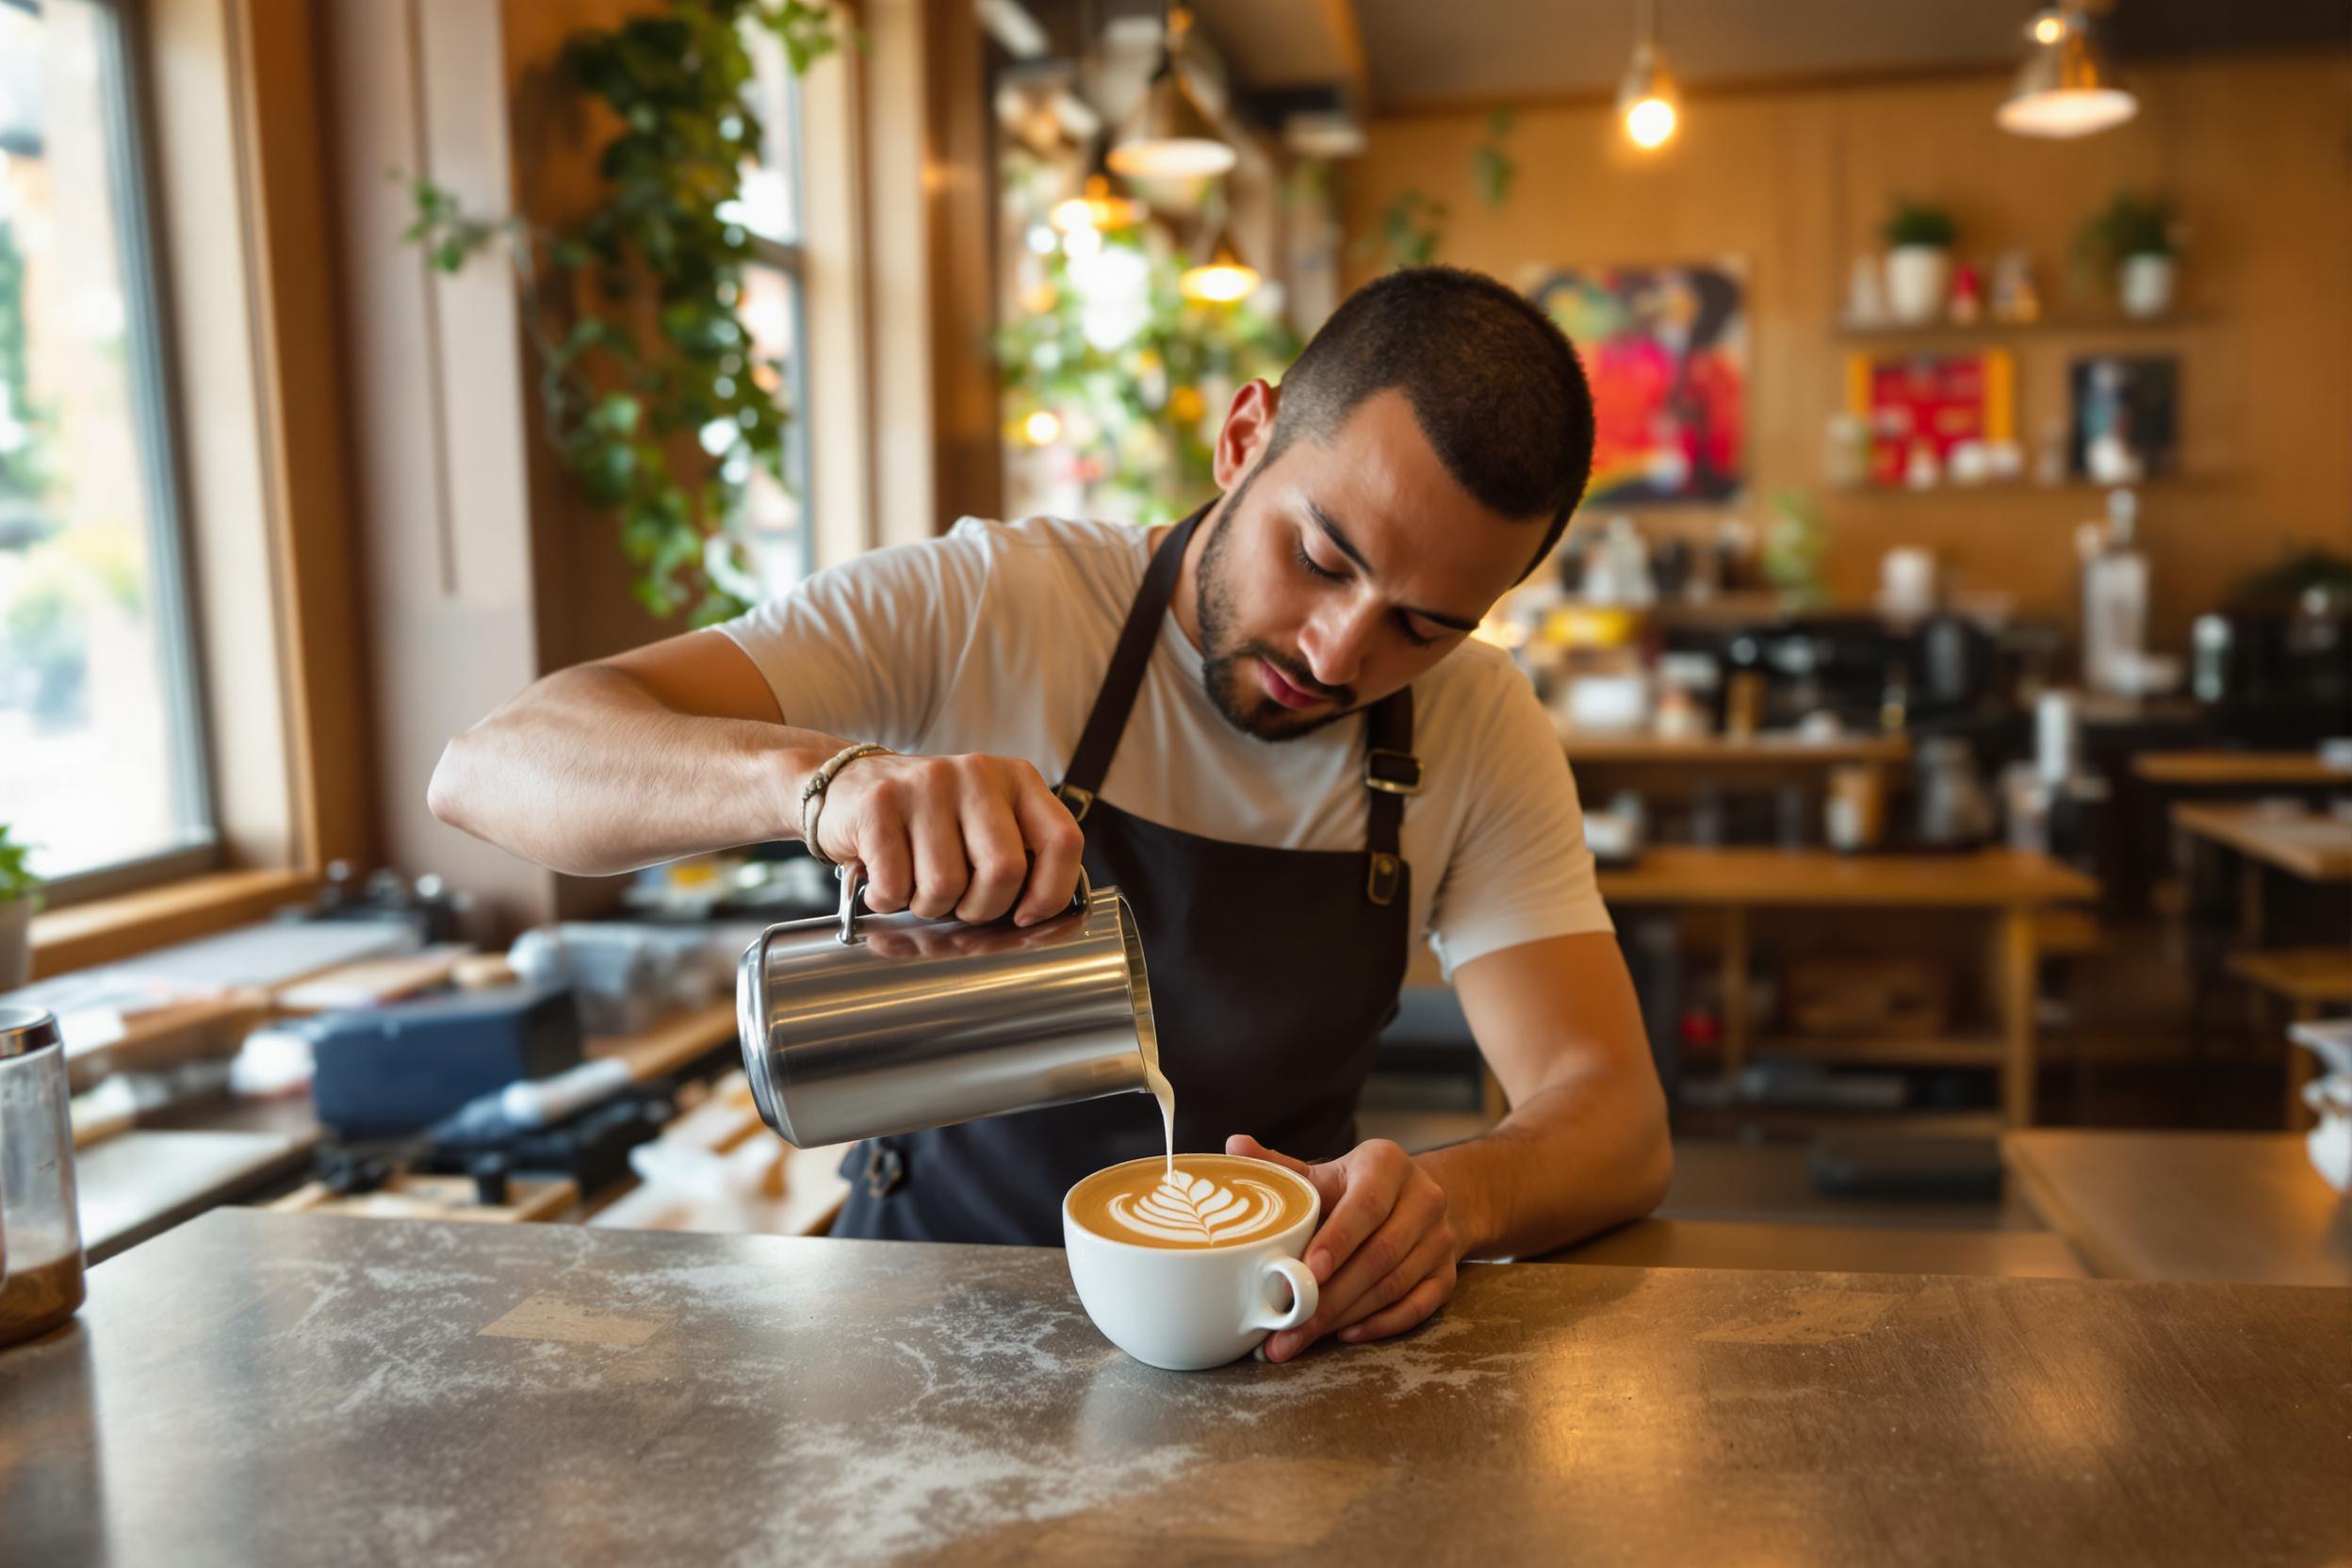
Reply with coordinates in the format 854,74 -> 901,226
1526,262 -> 1747,506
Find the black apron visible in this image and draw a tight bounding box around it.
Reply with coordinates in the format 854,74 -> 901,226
831,503 -> 1421,1246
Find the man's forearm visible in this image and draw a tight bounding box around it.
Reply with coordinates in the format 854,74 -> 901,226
1413,1071 -> 1672,1261
428,665 -> 837,876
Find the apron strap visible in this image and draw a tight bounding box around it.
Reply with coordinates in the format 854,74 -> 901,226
1363,686 -> 1416,906
1053,494 -> 1418,908
1057,500 -> 1211,823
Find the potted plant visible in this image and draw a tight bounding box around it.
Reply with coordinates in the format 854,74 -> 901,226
0,825 -> 38,991
2077,190 -> 2180,318
1881,200 -> 1957,324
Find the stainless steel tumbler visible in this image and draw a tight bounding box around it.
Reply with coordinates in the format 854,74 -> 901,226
736,868 -> 1160,1147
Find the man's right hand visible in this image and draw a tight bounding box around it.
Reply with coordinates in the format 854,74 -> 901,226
808,751 -> 1084,926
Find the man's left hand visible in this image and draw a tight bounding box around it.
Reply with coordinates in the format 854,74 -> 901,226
1226,1134 -> 1458,1363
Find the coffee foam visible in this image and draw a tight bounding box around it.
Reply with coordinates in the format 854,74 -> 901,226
1069,1155 -> 1313,1250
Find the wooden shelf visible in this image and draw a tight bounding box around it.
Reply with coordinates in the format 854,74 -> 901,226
1598,846 -> 2099,908
1672,1102 -> 2007,1141
1561,730 -> 1909,766
1836,312 -> 2205,340
2134,751 -> 2352,788
1829,474 -> 2221,498
1754,1035 -> 2008,1070
1550,592 -> 1795,628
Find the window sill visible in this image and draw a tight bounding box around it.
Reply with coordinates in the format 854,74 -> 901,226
29,868 -> 318,980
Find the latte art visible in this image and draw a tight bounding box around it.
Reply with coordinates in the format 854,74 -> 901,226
1067,1153 -> 1316,1250
1109,1170 -> 1289,1245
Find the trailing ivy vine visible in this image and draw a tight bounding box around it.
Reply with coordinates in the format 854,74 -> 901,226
1357,107 -> 1518,274
403,0 -> 846,622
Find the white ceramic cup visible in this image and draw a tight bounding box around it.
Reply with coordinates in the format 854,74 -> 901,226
1062,1153 -> 1320,1370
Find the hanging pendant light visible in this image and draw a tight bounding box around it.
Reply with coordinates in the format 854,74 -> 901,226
1180,219 -> 1259,303
1998,6 -> 2137,139
1109,5 -> 1236,180
1616,0 -> 1679,150
1051,139 -> 1145,234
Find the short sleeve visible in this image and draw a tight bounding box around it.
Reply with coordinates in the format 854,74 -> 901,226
1426,675 -> 1612,978
712,520 -> 995,752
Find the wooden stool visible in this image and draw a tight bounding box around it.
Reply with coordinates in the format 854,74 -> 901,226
2225,947 -> 2352,1130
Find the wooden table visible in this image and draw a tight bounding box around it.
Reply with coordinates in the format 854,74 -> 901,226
2167,804 -> 2352,1126
2171,802 -> 2352,884
1599,848 -> 2100,1125
8,1211 -> 2346,1565
2003,1130 -> 2352,1287
2134,751 -> 2352,788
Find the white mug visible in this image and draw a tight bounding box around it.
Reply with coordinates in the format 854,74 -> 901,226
1062,1154 -> 1320,1370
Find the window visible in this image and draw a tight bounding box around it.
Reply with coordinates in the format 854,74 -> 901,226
725,25 -> 814,601
0,0 -> 211,896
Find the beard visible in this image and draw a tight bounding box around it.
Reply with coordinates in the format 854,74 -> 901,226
1194,466 -> 1359,743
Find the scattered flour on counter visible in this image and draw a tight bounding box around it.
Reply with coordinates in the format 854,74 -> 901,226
727,1423 -> 1202,1568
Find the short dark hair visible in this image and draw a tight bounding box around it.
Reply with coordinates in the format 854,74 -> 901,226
1263,266 -> 1596,572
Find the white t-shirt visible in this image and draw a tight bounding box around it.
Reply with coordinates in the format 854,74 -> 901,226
718,514 -> 1610,976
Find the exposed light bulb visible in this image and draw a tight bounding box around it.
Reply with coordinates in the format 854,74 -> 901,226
1625,96 -> 1677,149
1615,2 -> 1679,151
1180,261 -> 1258,303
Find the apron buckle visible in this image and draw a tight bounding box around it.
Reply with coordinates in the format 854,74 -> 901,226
1365,851 -> 1402,906
1056,782 -> 1095,824
1364,748 -> 1423,795
862,1140 -> 906,1198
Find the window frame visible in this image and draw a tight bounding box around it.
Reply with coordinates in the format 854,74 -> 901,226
740,35 -> 815,591
12,0 -> 221,908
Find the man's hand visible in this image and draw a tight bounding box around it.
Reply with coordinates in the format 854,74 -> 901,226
1226,1133 -> 1458,1362
812,751 -> 1084,926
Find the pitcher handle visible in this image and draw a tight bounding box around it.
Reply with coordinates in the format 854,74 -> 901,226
834,862 -> 1092,947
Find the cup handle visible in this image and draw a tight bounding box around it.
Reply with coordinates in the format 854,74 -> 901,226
1242,1255 -> 1317,1334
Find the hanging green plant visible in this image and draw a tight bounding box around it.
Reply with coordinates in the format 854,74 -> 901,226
400,0 -> 848,623
1356,188 -> 1448,272
1473,107 -> 1517,210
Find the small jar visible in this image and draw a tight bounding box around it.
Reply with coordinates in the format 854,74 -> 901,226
0,1006 -> 87,1348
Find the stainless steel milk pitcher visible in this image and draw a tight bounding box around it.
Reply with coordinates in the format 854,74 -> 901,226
736,867 -> 1160,1147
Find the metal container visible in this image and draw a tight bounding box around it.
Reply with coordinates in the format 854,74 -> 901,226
1,1006 -> 86,1348
736,868 -> 1159,1148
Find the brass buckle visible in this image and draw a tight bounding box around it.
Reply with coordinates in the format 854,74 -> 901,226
1364,749 -> 1423,796
1365,851 -> 1401,906
1057,783 -> 1094,824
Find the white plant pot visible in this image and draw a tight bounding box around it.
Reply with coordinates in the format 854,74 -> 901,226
1884,245 -> 1952,324
0,896 -> 28,992
2119,253 -> 2177,319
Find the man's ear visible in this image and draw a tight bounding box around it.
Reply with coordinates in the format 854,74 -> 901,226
1212,379 -> 1280,490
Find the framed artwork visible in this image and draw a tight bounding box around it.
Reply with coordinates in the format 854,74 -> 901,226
1526,261 -> 1747,505
1845,350 -> 2016,488
2069,355 -> 2179,482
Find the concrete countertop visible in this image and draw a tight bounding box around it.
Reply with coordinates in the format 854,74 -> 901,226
5,1210 -> 2346,1565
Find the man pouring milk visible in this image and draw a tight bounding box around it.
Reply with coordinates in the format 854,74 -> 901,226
430,266 -> 1672,1363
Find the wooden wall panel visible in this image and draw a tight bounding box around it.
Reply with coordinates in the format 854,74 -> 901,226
1341,55 -> 2352,645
